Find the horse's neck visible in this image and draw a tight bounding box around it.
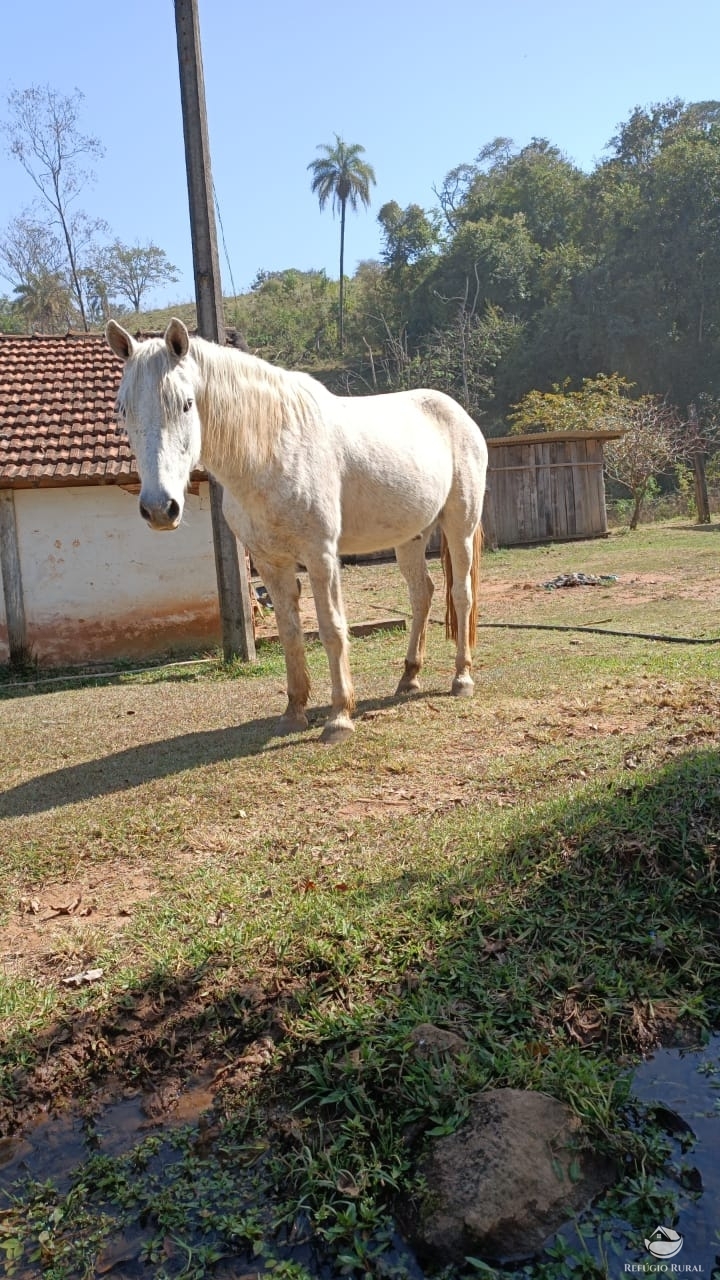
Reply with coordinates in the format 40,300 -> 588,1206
193,341 -> 296,475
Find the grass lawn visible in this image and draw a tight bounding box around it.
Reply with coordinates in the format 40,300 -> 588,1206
0,521 -> 719,1278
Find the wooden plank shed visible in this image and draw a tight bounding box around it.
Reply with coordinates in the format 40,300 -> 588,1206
484,429 -> 623,548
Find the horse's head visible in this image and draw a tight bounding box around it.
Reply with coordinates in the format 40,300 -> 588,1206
106,318 -> 202,531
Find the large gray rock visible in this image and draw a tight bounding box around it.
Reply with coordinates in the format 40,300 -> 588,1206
407,1089 -> 615,1264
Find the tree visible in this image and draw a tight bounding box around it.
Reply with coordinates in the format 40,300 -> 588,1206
402,136 -> 592,412
509,373 -> 632,434
236,267 -> 337,365
633,117 -> 720,404
433,161 -> 478,231
431,214 -> 540,321
13,271 -> 74,332
100,240 -> 179,313
3,85 -> 106,330
577,99 -> 720,405
604,398 -> 688,528
509,375 -> 689,528
0,296 -> 23,333
377,201 -> 439,269
436,138 -> 587,252
603,98 -> 720,170
308,135 -> 376,351
0,211 -> 66,290
409,304 -> 521,423
0,210 -> 76,331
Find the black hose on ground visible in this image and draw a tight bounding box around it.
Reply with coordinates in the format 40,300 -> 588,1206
476,622 -> 720,645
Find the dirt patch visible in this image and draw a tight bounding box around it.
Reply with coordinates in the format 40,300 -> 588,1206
1,865 -> 159,980
251,561 -> 412,641
479,569 -> 720,616
251,566 -> 686,638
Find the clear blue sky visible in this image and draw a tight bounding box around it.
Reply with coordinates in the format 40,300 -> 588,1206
1,0 -> 719,310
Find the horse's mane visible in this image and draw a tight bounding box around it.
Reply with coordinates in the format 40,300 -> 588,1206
192,338 -> 326,471
119,335 -> 326,474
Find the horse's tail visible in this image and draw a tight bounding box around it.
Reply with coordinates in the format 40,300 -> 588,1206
442,523 -> 483,648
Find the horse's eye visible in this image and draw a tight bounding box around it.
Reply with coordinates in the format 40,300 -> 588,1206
182,399 -> 193,413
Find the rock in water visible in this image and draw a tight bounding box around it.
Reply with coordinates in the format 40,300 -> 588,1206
406,1089 -> 615,1264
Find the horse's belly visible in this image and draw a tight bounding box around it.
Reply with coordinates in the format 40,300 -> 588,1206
338,485 -> 443,555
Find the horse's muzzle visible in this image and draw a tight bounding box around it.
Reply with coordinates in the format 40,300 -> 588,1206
139,496 -> 182,530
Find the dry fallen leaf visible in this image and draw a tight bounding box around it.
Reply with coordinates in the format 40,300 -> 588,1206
336,1170 -> 361,1197
48,894 -> 82,916
481,939 -> 507,958
61,967 -> 104,987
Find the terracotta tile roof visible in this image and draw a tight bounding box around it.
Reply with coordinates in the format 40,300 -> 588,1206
0,332 -> 135,487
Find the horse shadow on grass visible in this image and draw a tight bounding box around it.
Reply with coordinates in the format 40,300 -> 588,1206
1,748 -> 719,1278
0,688 -> 444,819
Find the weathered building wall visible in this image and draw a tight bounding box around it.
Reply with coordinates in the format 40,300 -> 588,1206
0,483 -> 220,664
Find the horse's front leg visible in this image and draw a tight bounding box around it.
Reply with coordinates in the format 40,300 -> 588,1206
253,554 -> 311,734
305,548 -> 355,744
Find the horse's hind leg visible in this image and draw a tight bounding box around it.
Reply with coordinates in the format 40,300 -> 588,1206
441,524 -> 478,698
305,547 -> 355,744
395,533 -> 434,694
253,554 -> 311,733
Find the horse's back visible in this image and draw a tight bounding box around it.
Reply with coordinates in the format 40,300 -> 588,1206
327,386 -> 487,554
334,386 -> 486,469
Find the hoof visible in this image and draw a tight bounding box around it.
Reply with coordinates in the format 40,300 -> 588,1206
276,711 -> 309,736
397,662 -> 421,695
451,676 -> 475,699
320,718 -> 355,745
395,677 -> 421,695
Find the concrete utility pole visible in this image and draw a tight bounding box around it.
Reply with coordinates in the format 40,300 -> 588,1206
174,0 -> 256,662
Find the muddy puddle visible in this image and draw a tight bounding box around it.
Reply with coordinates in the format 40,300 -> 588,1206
547,1033 -> 720,1278
0,1075 -> 217,1193
1,1039 -> 718,1277
0,1073 -> 422,1278
628,1032 -> 720,1275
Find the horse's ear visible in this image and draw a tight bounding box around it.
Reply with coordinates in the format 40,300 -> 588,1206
106,319 -> 137,361
164,318 -> 190,362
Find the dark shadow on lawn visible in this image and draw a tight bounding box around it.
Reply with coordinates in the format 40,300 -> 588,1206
675,521 -> 720,532
0,658 -> 237,701
2,746 -> 718,1118
0,689 -> 444,818
1,747 -> 718,1276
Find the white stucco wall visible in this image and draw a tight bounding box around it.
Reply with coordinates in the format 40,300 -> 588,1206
0,483 -> 221,664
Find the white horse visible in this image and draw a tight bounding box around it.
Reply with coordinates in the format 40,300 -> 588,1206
106,318 -> 488,743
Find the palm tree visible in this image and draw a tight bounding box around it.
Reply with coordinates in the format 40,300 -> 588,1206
13,271 -> 74,333
308,135 -> 376,352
